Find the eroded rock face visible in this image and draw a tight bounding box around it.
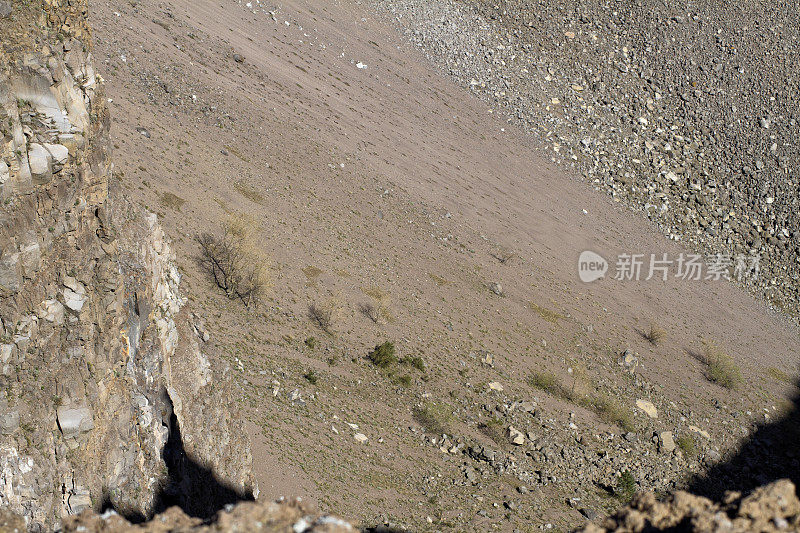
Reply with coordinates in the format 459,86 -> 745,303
60,498 -> 356,533
579,479 -> 800,533
0,2 -> 254,530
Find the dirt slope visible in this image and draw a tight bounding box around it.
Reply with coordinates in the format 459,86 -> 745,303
88,0 -> 799,530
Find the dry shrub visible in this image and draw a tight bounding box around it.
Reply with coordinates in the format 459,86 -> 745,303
308,297 -> 342,333
702,340 -> 743,389
197,215 -> 271,306
359,302 -> 381,323
361,286 -> 392,324
644,324 -> 666,346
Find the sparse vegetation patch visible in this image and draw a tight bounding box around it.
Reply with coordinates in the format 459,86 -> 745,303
197,214 -> 271,306
702,340 -> 743,389
368,341 -> 397,369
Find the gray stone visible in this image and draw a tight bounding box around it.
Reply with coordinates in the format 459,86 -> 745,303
67,491 -> 93,514
0,2 -> 10,18
0,410 -> 20,434
57,406 -> 94,437
489,282 -> 503,296
0,160 -> 8,183
0,252 -> 21,293
580,508 -> 599,520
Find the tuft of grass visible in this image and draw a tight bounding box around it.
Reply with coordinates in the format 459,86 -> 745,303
304,337 -> 317,350
587,394 -> 635,433
308,298 -> 341,334
615,470 -> 636,501
478,417 -> 507,446
359,302 -> 381,324
766,367 -> 791,384
368,341 -> 397,369
303,369 -> 318,385
429,273 -> 449,286
396,374 -> 412,387
529,371 -> 634,431
413,402 -> 452,435
702,340 -> 743,389
528,302 -> 565,324
528,371 -> 567,397
643,324 -> 666,346
159,191 -> 185,211
401,355 -> 426,372
676,435 -> 697,457
233,181 -> 264,204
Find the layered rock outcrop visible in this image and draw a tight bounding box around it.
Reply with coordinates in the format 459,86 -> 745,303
0,1 -> 254,530
579,479 -> 800,533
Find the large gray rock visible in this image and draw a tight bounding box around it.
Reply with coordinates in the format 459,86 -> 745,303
27,143 -> 51,177
0,252 -> 21,292
0,2 -> 11,18
0,410 -> 20,434
57,407 -> 95,438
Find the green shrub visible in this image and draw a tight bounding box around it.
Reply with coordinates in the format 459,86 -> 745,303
368,341 -> 397,369
397,375 -> 412,387
304,336 -> 317,350
676,435 -> 697,457
402,355 -> 426,372
615,470 -> 636,501
303,369 -> 318,385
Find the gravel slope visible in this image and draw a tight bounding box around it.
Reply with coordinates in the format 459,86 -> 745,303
369,0 -> 800,316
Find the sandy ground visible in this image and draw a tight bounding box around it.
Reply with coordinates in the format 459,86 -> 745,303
88,0 -> 799,529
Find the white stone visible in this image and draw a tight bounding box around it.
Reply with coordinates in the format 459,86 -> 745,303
659,431 -> 676,453
0,345 -> 12,363
63,288 -> 87,312
0,160 -> 8,183
353,433 -> 368,444
689,425 -> 711,440
636,399 -> 658,419
487,381 -> 504,392
507,426 -> 525,445
27,143 -> 51,176
43,143 -> 69,165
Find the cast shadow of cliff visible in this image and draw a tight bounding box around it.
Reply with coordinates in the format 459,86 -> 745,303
103,392 -> 253,523
687,375 -> 800,499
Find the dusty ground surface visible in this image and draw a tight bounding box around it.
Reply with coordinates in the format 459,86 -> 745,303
87,0 -> 799,530
370,0 -> 800,316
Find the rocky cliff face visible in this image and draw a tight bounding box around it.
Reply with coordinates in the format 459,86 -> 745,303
0,1 -> 254,530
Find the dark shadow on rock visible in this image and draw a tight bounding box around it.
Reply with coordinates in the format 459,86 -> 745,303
687,376 -> 800,499
103,390 -> 253,523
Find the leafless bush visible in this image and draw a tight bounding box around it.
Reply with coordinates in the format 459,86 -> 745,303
490,249 -> 515,265
643,324 -> 666,346
359,302 -> 381,323
197,215 -> 271,306
309,298 -> 341,333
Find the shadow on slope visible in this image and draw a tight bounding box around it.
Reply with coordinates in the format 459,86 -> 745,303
104,391 -> 253,523
688,376 -> 800,499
